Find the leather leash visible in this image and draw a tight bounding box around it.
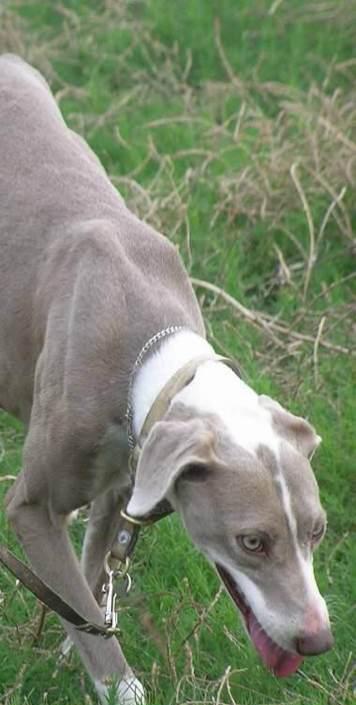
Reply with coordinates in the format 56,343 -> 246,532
0,509 -> 165,638
0,354 -> 240,636
0,543 -> 112,637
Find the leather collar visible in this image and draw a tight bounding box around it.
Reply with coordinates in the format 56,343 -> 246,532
129,353 -> 241,475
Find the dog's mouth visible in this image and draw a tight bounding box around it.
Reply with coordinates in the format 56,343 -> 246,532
216,564 -> 303,677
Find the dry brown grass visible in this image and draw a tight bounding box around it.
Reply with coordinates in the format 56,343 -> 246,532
1,1 -> 355,396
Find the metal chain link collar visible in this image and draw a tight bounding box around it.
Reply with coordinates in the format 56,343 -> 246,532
125,325 -> 185,450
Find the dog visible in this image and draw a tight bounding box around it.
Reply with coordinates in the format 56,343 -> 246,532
0,55 -> 333,704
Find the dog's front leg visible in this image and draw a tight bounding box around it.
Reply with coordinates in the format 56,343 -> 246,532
6,473 -> 145,704
61,488 -> 126,658
81,487 -> 128,603
63,488 -> 146,705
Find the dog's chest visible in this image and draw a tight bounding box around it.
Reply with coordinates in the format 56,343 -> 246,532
91,424 -> 132,497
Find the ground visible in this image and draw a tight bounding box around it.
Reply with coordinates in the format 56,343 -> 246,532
0,1 -> 355,703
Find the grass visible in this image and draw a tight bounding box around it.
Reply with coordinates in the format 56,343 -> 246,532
0,0 -> 355,703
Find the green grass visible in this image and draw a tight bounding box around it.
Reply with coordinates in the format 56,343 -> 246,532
0,0 -> 355,703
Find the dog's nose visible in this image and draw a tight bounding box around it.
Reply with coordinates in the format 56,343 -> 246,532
296,627 -> 334,656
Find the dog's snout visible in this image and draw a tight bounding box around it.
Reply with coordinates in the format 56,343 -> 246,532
296,627 -> 334,656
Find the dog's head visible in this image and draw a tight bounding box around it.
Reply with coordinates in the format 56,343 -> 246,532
127,370 -> 332,677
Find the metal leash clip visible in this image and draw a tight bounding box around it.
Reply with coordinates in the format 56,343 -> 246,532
102,554 -> 132,633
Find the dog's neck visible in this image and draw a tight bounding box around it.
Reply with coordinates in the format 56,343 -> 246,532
132,330 -> 277,453
131,330 -> 214,440
131,330 -> 277,458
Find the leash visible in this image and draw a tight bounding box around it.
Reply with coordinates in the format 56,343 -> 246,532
0,508 -> 169,638
0,338 -> 240,637
100,504 -> 173,631
0,543 -> 113,637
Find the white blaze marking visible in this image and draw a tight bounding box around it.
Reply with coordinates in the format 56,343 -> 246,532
297,550 -> 330,628
275,459 -> 330,629
274,467 -> 298,537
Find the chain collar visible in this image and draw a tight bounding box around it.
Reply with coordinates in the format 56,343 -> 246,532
125,325 -> 185,450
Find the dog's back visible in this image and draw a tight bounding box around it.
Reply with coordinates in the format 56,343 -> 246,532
0,55 -> 204,421
0,54 -> 128,272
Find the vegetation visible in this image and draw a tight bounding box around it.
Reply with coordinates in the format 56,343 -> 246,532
0,1 -> 355,703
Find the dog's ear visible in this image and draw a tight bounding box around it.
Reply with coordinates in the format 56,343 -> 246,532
127,415 -> 215,518
259,395 -> 321,459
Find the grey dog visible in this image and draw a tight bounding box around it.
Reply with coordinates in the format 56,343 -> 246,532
0,55 -> 332,704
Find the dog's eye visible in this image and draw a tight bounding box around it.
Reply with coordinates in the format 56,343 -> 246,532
311,524 -> 325,544
239,535 -> 265,553
179,463 -> 209,483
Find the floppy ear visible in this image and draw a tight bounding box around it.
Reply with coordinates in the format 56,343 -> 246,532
127,415 -> 215,518
259,395 -> 321,459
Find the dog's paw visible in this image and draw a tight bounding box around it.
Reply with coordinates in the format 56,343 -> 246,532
59,635 -> 73,658
118,677 -> 146,705
95,676 -> 146,705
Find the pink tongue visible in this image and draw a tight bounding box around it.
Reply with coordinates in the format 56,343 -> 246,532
248,611 -> 303,677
